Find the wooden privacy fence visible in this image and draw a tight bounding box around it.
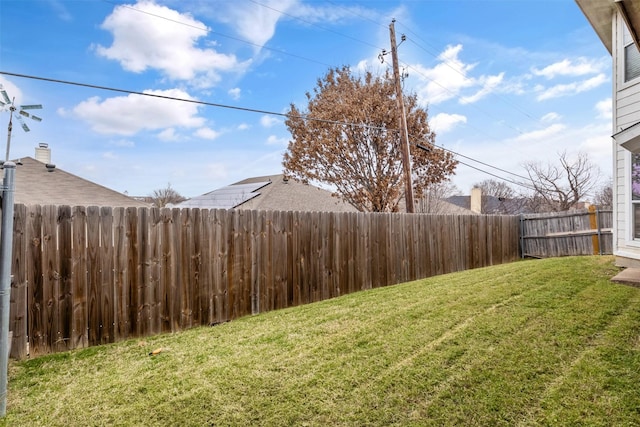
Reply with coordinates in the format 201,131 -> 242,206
8,204 -> 520,359
520,207 -> 613,258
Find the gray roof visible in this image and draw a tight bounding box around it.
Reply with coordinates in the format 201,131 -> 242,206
177,181 -> 271,209
445,195 -> 532,215
176,174 -> 358,212
3,157 -> 150,208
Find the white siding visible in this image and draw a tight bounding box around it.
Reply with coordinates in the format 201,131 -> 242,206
614,12 -> 640,260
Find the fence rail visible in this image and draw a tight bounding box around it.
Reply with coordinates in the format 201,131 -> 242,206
520,207 -> 613,258
8,205 -> 521,359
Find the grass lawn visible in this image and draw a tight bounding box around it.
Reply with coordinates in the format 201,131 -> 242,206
2,256 -> 640,426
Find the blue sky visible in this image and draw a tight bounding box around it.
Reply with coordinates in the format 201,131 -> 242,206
0,0 -> 612,199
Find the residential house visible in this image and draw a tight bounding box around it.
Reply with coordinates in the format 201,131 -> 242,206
444,187 -> 534,215
4,144 -> 149,208
175,174 -> 358,212
577,0 -> 640,266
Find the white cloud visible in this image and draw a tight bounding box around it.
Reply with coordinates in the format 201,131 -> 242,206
595,98 -> 612,120
95,1 -> 248,86
532,58 -> 606,79
536,73 -> 608,101
413,44 -> 504,106
102,151 -> 118,160
288,2 -> 376,24
219,0 -> 296,48
110,138 -> 135,147
71,88 -> 205,135
460,73 -> 504,104
430,113 -> 467,134
0,77 -> 23,105
194,126 -> 221,140
237,123 -> 251,130
266,135 -> 288,146
228,88 -> 241,100
513,123 -> 566,143
541,112 -> 562,122
204,162 -> 228,180
216,0 -> 370,49
260,115 -> 282,128
413,44 -> 475,105
157,128 -> 179,142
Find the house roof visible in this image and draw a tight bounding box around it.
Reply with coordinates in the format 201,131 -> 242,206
176,174 -> 358,212
576,0 -> 640,53
3,157 -> 150,208
445,195 -> 533,215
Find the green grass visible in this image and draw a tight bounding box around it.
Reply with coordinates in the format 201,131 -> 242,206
3,256 -> 640,426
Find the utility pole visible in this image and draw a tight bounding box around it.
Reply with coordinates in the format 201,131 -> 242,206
389,19 -> 415,213
0,86 -> 42,417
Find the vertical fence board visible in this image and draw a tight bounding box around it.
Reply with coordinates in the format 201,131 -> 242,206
113,207 -> 127,341
99,207 -> 115,345
10,204 -> 27,359
41,205 -> 59,355
191,208 -> 203,325
170,208 -> 182,332
264,210 -> 275,312
57,205 -> 73,352
180,208 -> 193,329
137,207 -> 149,337
147,208 -> 161,336
210,209 -> 225,324
198,209 -> 211,325
126,207 -> 139,337
27,205 -> 44,356
271,210 -> 285,308
86,206 -> 101,347
159,208 -> 172,332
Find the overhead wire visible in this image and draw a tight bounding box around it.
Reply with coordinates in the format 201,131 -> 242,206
0,70 -> 535,190
8,0 -> 547,193
100,0 -> 333,67
99,0 -> 545,180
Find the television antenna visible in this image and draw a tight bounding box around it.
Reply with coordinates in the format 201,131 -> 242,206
0,84 -> 43,161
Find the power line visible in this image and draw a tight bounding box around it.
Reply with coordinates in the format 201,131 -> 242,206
102,0 -> 543,159
0,70 -> 533,189
416,144 -> 533,191
396,22 -> 541,124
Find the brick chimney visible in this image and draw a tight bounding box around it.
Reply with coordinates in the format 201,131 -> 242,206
470,187 -> 482,214
35,143 -> 51,164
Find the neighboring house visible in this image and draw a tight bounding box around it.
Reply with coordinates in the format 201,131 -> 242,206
175,174 -> 358,212
416,196 -> 478,215
415,189 -> 478,215
445,191 -> 533,215
4,144 -> 149,208
577,0 -> 640,267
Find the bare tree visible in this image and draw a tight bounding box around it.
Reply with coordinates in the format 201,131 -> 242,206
473,179 -> 522,214
150,183 -> 186,207
416,180 -> 461,213
594,180 -> 613,208
283,66 -> 458,212
523,151 -> 600,212
475,179 -> 515,200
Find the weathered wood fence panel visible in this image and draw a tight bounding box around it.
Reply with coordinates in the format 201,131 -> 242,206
8,205 -> 521,358
520,208 -> 613,258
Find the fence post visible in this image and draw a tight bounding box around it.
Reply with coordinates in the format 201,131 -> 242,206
588,205 -> 599,255
595,207 -> 603,256
519,214 -> 525,258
